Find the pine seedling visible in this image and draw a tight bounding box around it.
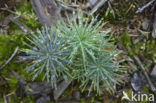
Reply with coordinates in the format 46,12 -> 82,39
58,12 -> 124,95
20,26 -> 69,88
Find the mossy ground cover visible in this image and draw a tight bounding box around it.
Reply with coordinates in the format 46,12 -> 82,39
0,2 -> 39,102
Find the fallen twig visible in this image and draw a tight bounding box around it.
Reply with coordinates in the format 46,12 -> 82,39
118,37 -> 156,93
127,47 -> 156,93
134,55 -> 156,93
54,78 -> 72,100
0,46 -> 19,70
57,1 -> 88,15
0,4 -> 26,19
11,70 -> 27,85
11,18 -> 32,34
90,0 -> 108,15
0,5 -> 32,34
136,0 -> 155,13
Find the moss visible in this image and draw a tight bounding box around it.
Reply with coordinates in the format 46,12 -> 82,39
0,33 -> 35,103
145,39 -> 156,62
9,2 -> 41,32
134,41 -> 144,55
17,2 -> 41,29
120,32 -> 156,63
120,33 -> 132,48
9,22 -> 22,32
0,33 -> 29,93
0,33 -> 24,65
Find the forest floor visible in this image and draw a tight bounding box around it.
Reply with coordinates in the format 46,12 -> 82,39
0,0 -> 156,103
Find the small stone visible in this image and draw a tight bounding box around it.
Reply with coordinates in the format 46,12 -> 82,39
130,71 -> 147,91
151,65 -> 156,78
